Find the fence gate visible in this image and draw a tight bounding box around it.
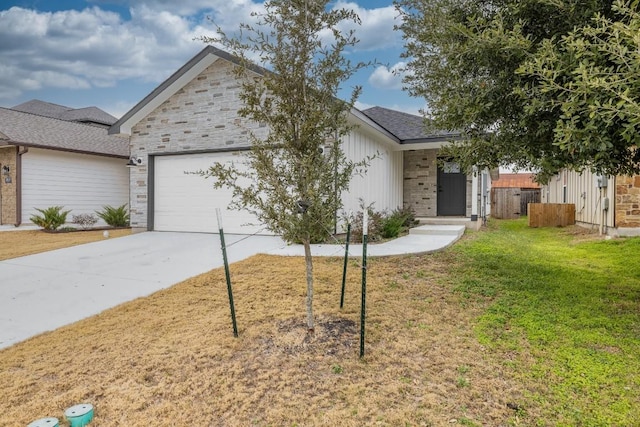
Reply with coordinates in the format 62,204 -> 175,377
520,189 -> 541,216
491,188 -> 521,219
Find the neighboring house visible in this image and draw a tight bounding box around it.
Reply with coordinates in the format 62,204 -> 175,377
541,169 -> 640,236
0,106 -> 129,227
12,99 -> 118,129
109,46 -> 492,234
491,173 -> 541,218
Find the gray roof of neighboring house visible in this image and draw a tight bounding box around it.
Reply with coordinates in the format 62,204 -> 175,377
0,107 -> 129,158
361,106 -> 458,142
12,99 -> 118,126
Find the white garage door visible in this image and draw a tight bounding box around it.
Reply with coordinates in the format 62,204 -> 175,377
21,148 -> 129,225
154,151 -> 267,234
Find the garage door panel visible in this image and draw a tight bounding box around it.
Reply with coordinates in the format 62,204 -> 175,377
154,152 -> 266,234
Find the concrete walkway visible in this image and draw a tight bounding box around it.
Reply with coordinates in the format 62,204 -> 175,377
268,224 -> 464,257
0,225 -> 463,350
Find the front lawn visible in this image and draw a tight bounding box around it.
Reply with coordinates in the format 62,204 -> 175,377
0,228 -> 132,261
1,219 -> 638,426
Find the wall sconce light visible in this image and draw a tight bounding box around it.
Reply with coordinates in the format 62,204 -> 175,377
126,156 -> 143,167
2,165 -> 9,175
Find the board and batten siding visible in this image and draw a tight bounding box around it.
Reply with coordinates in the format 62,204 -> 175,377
341,128 -> 403,224
21,148 -> 129,225
541,169 -> 615,229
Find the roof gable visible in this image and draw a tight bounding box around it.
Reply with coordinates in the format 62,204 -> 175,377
109,46 -> 445,150
110,46 -> 245,136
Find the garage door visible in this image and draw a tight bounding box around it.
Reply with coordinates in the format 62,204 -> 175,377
154,152 -> 267,234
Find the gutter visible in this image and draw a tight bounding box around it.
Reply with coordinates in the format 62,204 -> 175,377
15,146 -> 27,226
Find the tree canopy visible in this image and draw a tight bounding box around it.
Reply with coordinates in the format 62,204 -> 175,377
396,0 -> 639,183
201,0 -> 369,330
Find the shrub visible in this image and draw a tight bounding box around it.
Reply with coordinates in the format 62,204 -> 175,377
381,206 -> 418,239
30,206 -> 71,231
348,203 -> 418,242
349,200 -> 384,243
72,213 -> 99,230
96,204 -> 130,227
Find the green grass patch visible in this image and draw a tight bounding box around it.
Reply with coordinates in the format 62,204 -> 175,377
446,219 -> 640,426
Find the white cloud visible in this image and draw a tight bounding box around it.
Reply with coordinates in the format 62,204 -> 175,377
0,1 -> 408,111
368,62 -> 407,90
332,1 -> 401,52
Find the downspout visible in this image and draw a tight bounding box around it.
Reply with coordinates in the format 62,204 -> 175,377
15,146 -> 27,226
471,166 -> 478,222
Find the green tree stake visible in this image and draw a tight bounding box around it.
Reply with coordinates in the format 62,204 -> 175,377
340,221 -> 351,309
217,209 -> 238,338
360,210 -> 368,358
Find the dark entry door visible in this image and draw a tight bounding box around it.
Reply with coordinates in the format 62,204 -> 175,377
437,161 -> 467,216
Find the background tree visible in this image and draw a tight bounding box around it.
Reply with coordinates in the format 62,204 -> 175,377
201,0 -> 369,331
520,0 -> 640,179
395,0 -> 613,182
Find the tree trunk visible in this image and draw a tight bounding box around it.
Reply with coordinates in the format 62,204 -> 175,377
303,239 -> 315,332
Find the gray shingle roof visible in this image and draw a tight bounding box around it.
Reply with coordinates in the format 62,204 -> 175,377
12,99 -> 117,126
361,106 -> 457,142
0,107 -> 128,157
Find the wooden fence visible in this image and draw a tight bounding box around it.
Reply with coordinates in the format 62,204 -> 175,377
528,203 -> 576,227
491,188 -> 541,219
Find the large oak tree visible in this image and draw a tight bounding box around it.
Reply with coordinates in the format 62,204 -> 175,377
396,0 -> 621,182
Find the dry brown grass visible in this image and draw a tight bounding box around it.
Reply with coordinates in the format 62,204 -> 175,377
0,229 -> 132,261
0,250 -> 523,426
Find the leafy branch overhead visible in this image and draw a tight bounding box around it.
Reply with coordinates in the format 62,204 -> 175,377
396,0 -> 638,182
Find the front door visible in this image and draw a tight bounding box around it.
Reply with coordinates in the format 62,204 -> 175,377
437,161 -> 467,216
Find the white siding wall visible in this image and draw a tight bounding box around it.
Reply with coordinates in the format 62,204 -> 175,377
21,148 -> 129,225
340,128 -> 403,225
541,169 -> 615,229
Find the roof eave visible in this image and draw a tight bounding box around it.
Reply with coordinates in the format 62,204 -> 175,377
396,133 -> 462,150
0,140 -> 128,159
348,108 -> 400,148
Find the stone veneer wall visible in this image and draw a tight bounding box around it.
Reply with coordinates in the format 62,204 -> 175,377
615,175 -> 640,227
0,146 -> 17,225
128,60 -> 269,229
403,149 -> 438,216
403,148 -> 473,217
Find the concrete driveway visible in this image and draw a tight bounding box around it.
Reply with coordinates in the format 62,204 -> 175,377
0,232 -> 285,350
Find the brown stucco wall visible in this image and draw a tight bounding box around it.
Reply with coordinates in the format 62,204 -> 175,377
615,175 -> 640,227
0,146 -> 17,225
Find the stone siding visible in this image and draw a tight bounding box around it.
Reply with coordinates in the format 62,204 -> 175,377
0,146 -> 17,225
616,175 -> 640,227
129,60 -> 269,229
403,149 -> 438,216
403,149 -> 472,217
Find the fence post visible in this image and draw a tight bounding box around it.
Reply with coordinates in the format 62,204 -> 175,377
360,209 -> 368,358
340,216 -> 351,309
217,208 -> 238,338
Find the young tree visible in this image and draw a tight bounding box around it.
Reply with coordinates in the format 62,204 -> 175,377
395,0 -> 613,182
201,0 -> 369,331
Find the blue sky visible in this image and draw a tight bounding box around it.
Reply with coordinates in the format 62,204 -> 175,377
0,0 -> 424,119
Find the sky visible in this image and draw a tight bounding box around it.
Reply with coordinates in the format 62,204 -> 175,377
0,0 -> 425,119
